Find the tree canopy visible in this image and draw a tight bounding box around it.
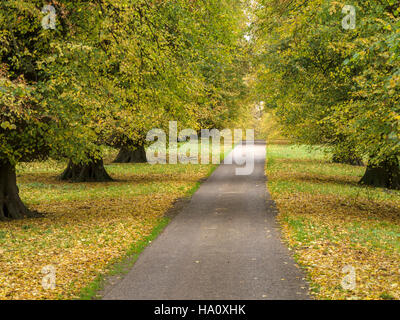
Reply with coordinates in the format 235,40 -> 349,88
252,0 -> 400,189
0,0 -> 251,219
2,0 -> 400,221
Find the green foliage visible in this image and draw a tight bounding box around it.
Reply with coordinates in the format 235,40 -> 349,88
253,0 -> 400,165
0,1 -> 117,164
1,0 -> 251,166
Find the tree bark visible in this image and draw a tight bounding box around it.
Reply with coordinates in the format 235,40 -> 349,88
113,146 -> 147,163
359,156 -> 400,190
60,158 -> 113,182
0,161 -> 36,220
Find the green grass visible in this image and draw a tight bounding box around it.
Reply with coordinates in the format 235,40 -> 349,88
267,144 -> 400,201
17,143 -> 234,205
267,144 -> 328,159
17,163 -> 216,205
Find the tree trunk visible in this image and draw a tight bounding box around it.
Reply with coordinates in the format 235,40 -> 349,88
60,158 -> 113,182
332,153 -> 364,166
113,146 -> 147,163
359,156 -> 400,190
0,161 -> 36,220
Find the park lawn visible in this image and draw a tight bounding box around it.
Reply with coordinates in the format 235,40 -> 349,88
0,147 -> 222,300
266,143 -> 400,300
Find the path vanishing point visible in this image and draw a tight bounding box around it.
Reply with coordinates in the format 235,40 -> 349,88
103,141 -> 310,300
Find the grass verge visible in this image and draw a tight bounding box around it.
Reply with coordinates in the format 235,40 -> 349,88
266,144 -> 400,300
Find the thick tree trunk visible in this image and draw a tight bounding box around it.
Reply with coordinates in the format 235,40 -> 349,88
0,161 -> 36,220
359,156 -> 400,190
332,153 -> 364,166
113,146 -> 147,163
60,158 -> 113,182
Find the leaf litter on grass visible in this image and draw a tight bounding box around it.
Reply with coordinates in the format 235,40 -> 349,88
0,162 -> 214,300
266,145 -> 400,300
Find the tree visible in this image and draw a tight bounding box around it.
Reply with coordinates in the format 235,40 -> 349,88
0,0 -> 119,218
0,0 -> 252,219
111,0 -> 251,163
253,0 -> 400,189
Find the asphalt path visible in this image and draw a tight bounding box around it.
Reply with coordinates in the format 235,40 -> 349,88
103,141 -> 309,300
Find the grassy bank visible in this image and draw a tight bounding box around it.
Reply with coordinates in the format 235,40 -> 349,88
266,144 -> 400,300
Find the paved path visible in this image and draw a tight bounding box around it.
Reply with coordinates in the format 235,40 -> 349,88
103,142 -> 309,300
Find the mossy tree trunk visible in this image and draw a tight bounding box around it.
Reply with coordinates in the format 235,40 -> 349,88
0,161 -> 36,220
60,158 -> 113,182
113,145 -> 147,163
359,156 -> 400,190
